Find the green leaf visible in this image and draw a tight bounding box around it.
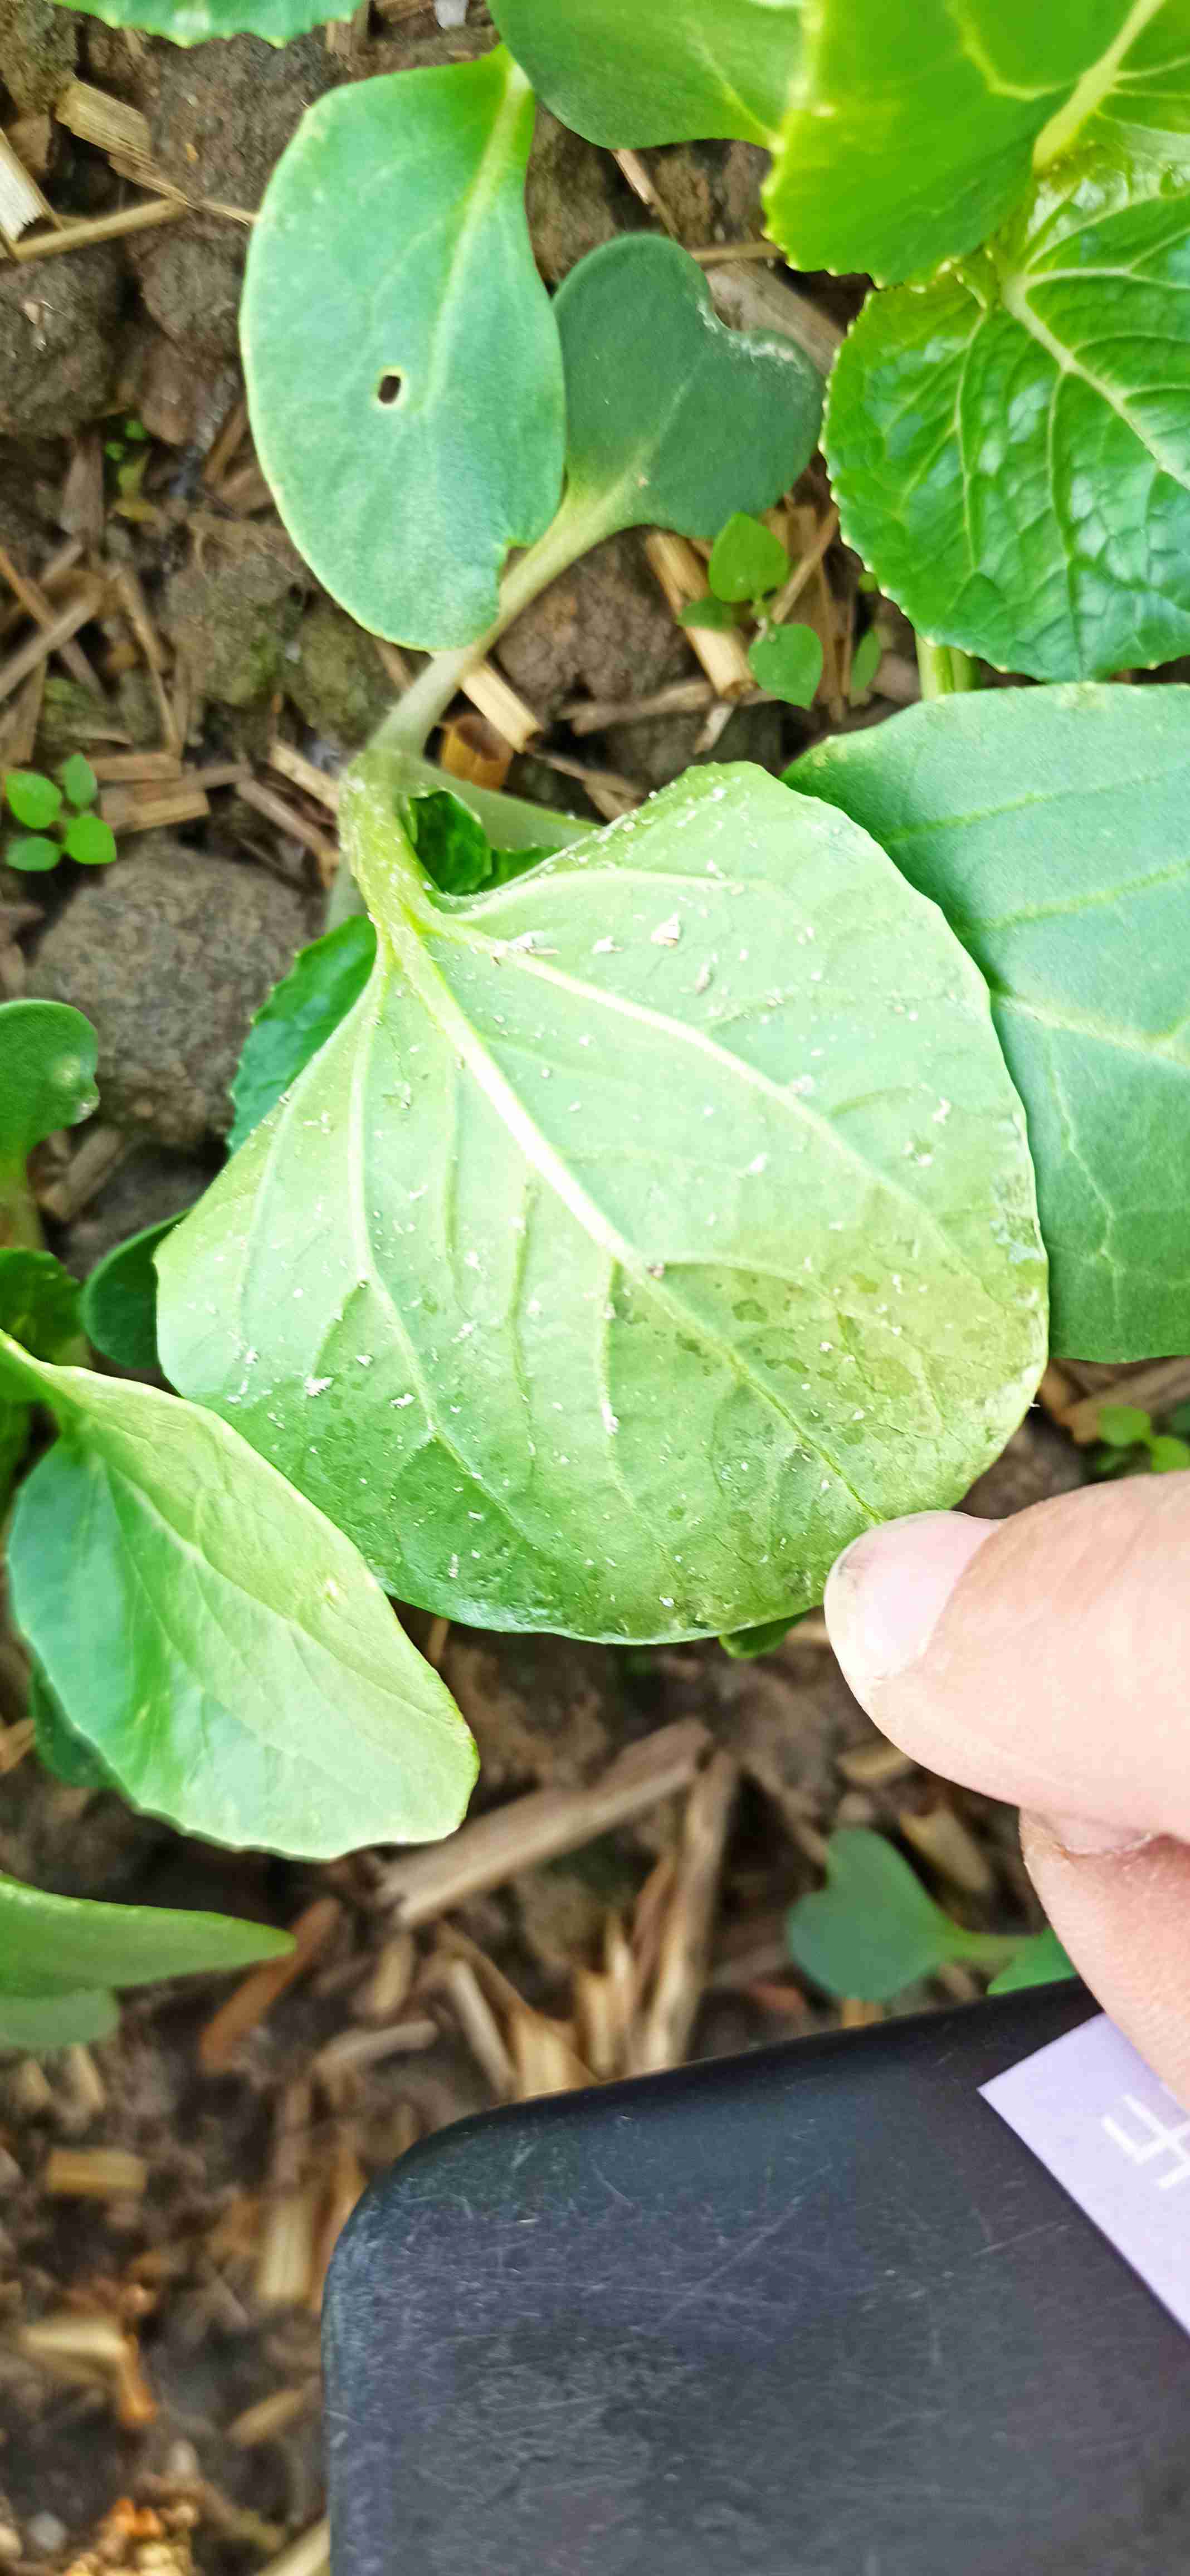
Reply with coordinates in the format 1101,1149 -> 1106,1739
1167,1401 -> 1190,1435
407,791 -> 498,897
825,160 -> 1190,681
0,1001 -> 97,1180
849,627 -> 883,701
0,1330 -> 477,1858
5,772 -> 60,829
1148,1432 -> 1190,1471
229,917 -> 379,1155
988,1926 -> 1076,1995
7,836 -> 61,874
28,1663 -> 115,1792
748,623 -> 822,708
0,1402 -> 28,1516
0,1867 -> 292,1998
1098,1403 -> 1153,1447
763,0 -> 1190,283
676,598 -> 743,633
53,0 -> 352,48
80,1219 -> 175,1373
789,684 -> 1190,1358
0,1988 -> 116,2053
708,513 -> 788,606
59,755 -> 97,810
719,1614 -> 798,1659
548,239 -> 822,570
157,749 -> 1046,1645
243,51 -> 565,649
0,1250 -> 82,1361
63,813 -> 117,867
487,0 -> 801,145
786,1827 -> 1020,2001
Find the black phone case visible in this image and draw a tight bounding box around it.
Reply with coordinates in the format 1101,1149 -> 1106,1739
325,1984 -> 1189,2574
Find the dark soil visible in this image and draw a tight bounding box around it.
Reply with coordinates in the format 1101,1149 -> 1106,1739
0,6 -> 1185,2570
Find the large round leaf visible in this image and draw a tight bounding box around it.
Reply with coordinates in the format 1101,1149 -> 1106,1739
243,50 -> 564,648
765,0 -> 1190,283
826,160 -> 1190,680
791,684 -> 1190,1360
158,754 -> 1046,1645
487,0 -> 799,144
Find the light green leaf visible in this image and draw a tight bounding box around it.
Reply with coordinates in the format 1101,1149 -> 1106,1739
548,239 -> 822,570
1149,1431 -> 1190,1470
243,51 -> 565,649
709,513 -> 789,605
748,622 -> 822,708
157,750 -> 1046,1645
825,160 -> 1190,680
7,837 -> 61,874
0,1330 -> 477,1857
1098,1403 -> 1153,1446
849,627 -> 883,701
765,0 -> 1190,284
988,1926 -> 1075,1994
80,1220 -> 176,1373
6,772 -> 61,829
487,0 -> 800,145
0,1867 -> 292,1997
787,1827 -> 1021,2001
790,684 -> 1190,1358
0,1988 -> 116,2052
64,813 -> 117,867
60,755 -> 97,810
54,0 -> 351,51
0,1001 -> 97,1182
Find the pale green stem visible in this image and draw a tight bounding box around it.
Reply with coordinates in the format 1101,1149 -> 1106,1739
916,636 -> 978,701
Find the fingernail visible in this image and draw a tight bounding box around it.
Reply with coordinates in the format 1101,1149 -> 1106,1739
825,1511 -> 996,1690
1033,1813 -> 1154,1858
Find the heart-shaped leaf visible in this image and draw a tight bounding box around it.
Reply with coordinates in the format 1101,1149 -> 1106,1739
786,1827 -> 1066,2001
158,750 -> 1046,1645
749,623 -> 822,707
0,1001 -> 97,1181
826,159 -> 1190,680
709,514 -> 789,606
0,1330 -> 477,1857
80,1220 -> 177,1372
243,50 -> 565,648
764,0 -> 1190,283
547,238 -> 823,568
60,0 -> 351,51
791,684 -> 1190,1359
488,0 -> 798,144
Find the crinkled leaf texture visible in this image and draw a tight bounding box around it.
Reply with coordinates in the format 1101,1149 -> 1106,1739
765,0 -> 1190,282
791,684 -> 1190,1359
488,0 -> 799,144
826,158 -> 1190,680
158,753 -> 1046,1646
0,1331 -> 476,1858
243,50 -> 564,647
52,0 -> 348,41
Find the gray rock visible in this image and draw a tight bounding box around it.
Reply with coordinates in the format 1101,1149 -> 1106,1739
496,530 -> 690,721
27,838 -> 313,1148
0,247 -> 126,437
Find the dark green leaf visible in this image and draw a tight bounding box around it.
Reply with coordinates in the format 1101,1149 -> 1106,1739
677,598 -> 743,632
719,1614 -> 798,1659
0,1989 -> 116,2052
786,1827 -> 1018,2001
486,0 -> 799,145
826,161 -> 1190,680
229,917 -> 377,1154
7,836 -> 61,874
0,1001 -> 97,1182
0,1402 -> 28,1515
5,772 -> 60,828
988,1926 -> 1075,1995
0,1866 -> 292,1997
1167,1402 -> 1190,1435
60,0 -> 353,51
0,1329 -> 478,1858
28,1663 -> 115,1792
549,240 -> 822,569
158,748 -> 1046,1645
0,1250 -> 82,1360
790,684 -> 1190,1358
60,755 -> 97,810
80,1220 -> 175,1373
243,51 -> 565,647
748,622 -> 822,708
407,791 -> 496,896
63,813 -> 117,867
708,513 -> 788,605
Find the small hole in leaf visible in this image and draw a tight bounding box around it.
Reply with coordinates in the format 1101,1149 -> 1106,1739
376,370 -> 404,407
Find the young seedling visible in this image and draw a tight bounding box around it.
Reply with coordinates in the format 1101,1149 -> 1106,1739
679,511 -> 825,710
3,757 -> 115,874
786,1827 -> 1073,2004
1094,1402 -> 1190,1479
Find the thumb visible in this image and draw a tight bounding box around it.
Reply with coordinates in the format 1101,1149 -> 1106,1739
824,1478 -> 1190,2105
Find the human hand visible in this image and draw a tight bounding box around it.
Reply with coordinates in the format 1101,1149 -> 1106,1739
824,1479 -> 1190,2106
